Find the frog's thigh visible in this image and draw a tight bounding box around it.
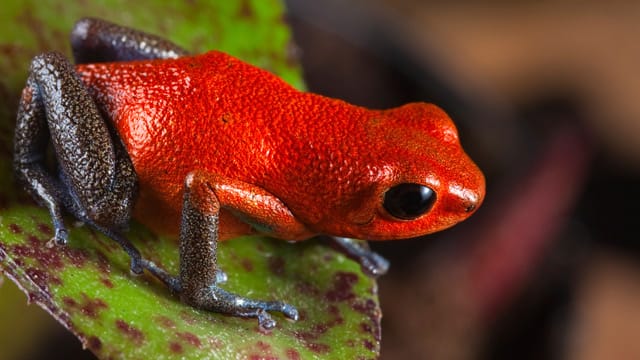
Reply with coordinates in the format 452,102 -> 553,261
71,17 -> 189,63
16,51 -> 137,231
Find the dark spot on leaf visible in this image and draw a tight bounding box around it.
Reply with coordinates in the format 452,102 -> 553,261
361,322 -> 372,334
306,342 -> 330,354
327,304 -> 344,326
155,315 -> 176,329
95,252 -> 111,274
27,291 -> 44,304
66,247 -> 90,268
26,234 -> 39,244
169,341 -> 183,354
313,323 -> 329,335
297,309 -> 308,321
255,340 -> 270,352
100,278 -> 114,288
87,336 -> 102,351
37,223 -> 52,236
363,339 -> 375,351
176,331 -> 201,347
295,308 -> 343,345
64,293 -> 108,318
26,267 -> 59,289
352,299 -> 381,342
241,258 -> 254,271
9,223 -> 23,234
62,297 -> 77,307
351,298 -> 376,314
180,310 -> 199,325
267,256 -> 285,276
13,235 -> 64,270
80,294 -> 108,318
295,281 -> 320,297
346,339 -> 356,347
294,330 -> 316,342
249,356 -> 278,360
325,271 -> 358,302
238,0 -> 254,18
115,319 -> 145,345
286,348 -> 301,360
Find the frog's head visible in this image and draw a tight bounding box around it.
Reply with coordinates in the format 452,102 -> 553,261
316,102 -> 485,240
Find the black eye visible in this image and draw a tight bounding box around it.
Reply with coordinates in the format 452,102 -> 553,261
383,183 -> 436,220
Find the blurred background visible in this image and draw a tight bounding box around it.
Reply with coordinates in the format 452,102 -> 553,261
4,0 -> 640,358
291,0 -> 640,359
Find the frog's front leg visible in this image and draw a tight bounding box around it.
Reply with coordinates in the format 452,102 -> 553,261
14,51 -> 143,273
331,237 -> 389,277
173,172 -> 300,330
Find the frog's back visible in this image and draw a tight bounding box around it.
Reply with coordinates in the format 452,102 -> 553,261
77,51 -> 297,172
75,51 -> 367,235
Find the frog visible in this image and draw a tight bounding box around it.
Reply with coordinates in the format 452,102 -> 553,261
13,18 -> 485,329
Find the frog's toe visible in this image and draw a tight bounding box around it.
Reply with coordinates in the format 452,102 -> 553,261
281,303 -> 299,321
360,251 -> 390,277
184,284 -> 298,329
129,257 -> 144,275
257,310 -> 277,331
46,227 -> 68,248
215,269 -> 228,284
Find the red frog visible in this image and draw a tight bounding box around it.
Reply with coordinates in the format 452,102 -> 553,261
13,18 -> 485,329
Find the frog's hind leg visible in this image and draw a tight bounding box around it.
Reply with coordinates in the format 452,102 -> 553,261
70,17 -> 189,64
14,51 -> 143,273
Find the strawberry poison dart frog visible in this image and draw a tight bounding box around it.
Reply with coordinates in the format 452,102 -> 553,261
13,18 -> 485,329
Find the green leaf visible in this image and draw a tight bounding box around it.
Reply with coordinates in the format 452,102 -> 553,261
0,1 -> 381,359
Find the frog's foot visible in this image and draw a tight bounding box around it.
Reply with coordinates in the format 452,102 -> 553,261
141,258 -> 295,330
46,226 -> 69,248
184,285 -> 299,331
331,237 -> 390,277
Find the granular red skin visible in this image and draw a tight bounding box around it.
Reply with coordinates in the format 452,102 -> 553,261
76,51 -> 485,241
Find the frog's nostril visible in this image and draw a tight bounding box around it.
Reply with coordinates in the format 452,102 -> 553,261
457,189 -> 481,213
465,202 -> 476,213
446,183 -> 482,214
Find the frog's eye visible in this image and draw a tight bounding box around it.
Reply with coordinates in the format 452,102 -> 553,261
383,183 -> 436,220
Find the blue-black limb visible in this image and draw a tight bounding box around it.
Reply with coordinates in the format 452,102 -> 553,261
14,51 -> 141,272
178,173 -> 299,330
71,17 -> 190,64
331,237 -> 390,277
